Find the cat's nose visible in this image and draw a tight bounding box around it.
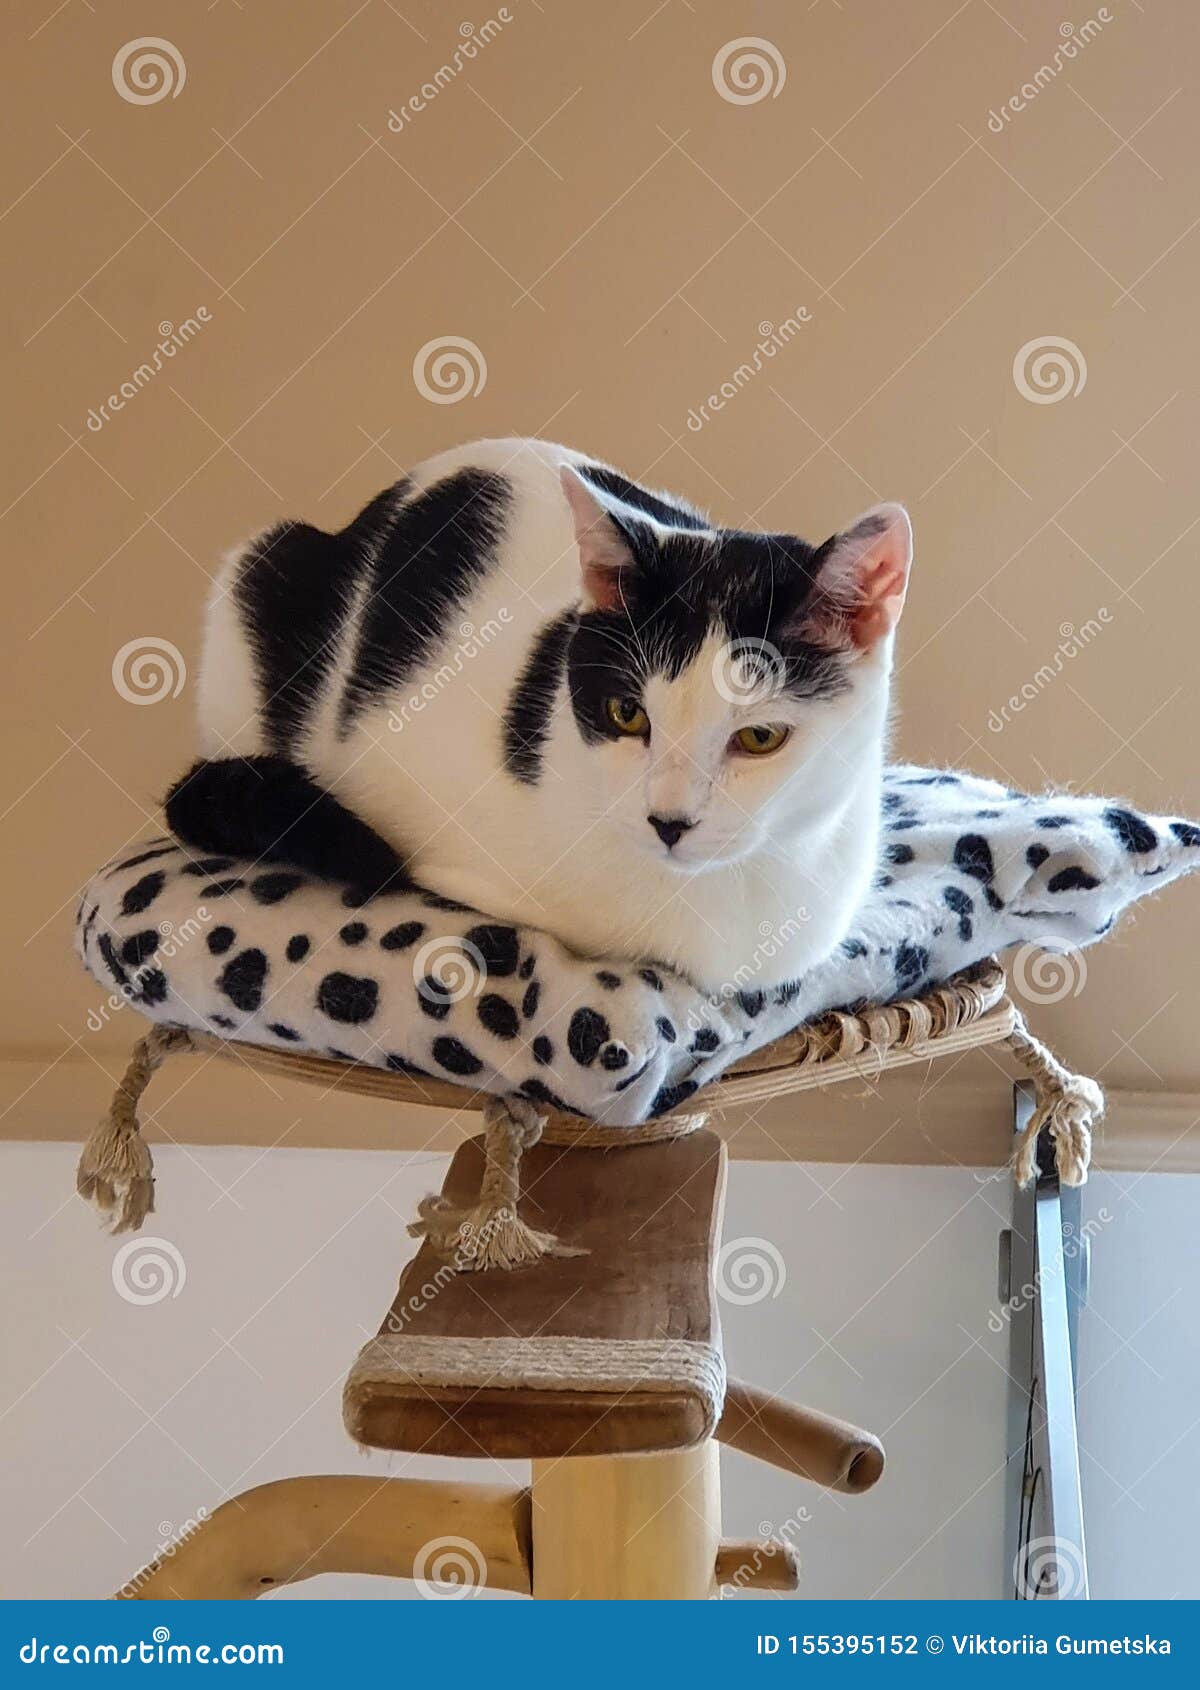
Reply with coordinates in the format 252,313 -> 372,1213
648,814 -> 695,850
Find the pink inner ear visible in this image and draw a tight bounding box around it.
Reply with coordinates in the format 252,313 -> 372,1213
583,558 -> 629,614
851,547 -> 910,650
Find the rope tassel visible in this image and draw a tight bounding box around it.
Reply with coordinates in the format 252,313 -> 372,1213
76,1025 -> 193,1233
1005,1011 -> 1103,1188
407,1094 -> 587,1271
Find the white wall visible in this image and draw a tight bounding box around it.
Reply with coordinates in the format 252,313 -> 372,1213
0,1142 -> 1190,1601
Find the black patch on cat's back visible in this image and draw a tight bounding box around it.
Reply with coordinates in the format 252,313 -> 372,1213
339,469 -> 511,729
233,485 -> 398,753
503,610 -> 575,783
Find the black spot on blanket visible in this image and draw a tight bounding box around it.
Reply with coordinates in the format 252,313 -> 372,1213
463,924 -> 520,978
478,994 -> 520,1039
1048,866 -> 1101,893
285,934 -> 311,963
532,1036 -> 554,1065
379,922 -> 425,952
656,1017 -> 677,1043
207,926 -> 236,956
1026,845 -> 1050,870
953,833 -> 994,884
120,871 -> 166,916
595,970 -> 622,990
521,981 -> 540,1020
251,871 -> 305,905
339,921 -> 368,945
121,930 -> 161,968
650,1079 -> 698,1115
422,892 -> 471,913
417,978 -> 454,1020
182,856 -> 235,877
433,1036 -> 484,1077
894,943 -> 929,995
218,949 -> 268,1014
316,971 -> 378,1024
942,886 -> 973,942
1171,820 -> 1200,848
886,843 -> 915,865
568,1007 -> 610,1066
1103,806 -> 1157,855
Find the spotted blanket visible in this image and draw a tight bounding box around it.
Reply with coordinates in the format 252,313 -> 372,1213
75,766 -> 1199,1125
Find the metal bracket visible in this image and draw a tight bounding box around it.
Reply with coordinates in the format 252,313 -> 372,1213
1002,1080 -> 1089,1599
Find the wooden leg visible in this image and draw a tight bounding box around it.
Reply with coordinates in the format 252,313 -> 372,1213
118,1475 -> 531,1599
529,1442 -> 721,1599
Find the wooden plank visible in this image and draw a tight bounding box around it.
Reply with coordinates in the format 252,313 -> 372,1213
345,1128 -> 727,1460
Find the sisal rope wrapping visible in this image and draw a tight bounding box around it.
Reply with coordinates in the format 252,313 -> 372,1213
75,1024 -> 194,1233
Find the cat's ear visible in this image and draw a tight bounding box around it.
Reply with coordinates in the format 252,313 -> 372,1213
560,466 -> 638,614
802,502 -> 913,652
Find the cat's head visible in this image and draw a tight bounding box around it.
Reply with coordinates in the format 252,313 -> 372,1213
560,465 -> 913,870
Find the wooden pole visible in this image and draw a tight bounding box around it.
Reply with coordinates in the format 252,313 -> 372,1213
718,1378 -> 884,1493
117,1475 -> 531,1599
529,1443 -> 720,1600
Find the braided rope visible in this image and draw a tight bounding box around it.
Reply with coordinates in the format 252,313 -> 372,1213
75,1024 -> 194,1233
1005,1009 -> 1103,1188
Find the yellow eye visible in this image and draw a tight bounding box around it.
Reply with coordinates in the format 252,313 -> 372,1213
605,696 -> 649,736
734,724 -> 790,756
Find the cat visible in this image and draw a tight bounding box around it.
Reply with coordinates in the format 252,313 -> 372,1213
166,437 -> 914,993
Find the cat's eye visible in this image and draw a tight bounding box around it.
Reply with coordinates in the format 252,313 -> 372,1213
733,724 -> 790,757
606,696 -> 650,737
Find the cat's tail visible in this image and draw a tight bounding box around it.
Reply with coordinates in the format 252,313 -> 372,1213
163,755 -> 410,894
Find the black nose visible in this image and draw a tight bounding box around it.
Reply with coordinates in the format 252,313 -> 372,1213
648,814 -> 695,849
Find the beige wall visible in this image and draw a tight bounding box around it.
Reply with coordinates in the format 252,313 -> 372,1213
2,0 -> 1197,1150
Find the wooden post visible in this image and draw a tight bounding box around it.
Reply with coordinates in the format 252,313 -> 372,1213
529,1442 -> 721,1600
